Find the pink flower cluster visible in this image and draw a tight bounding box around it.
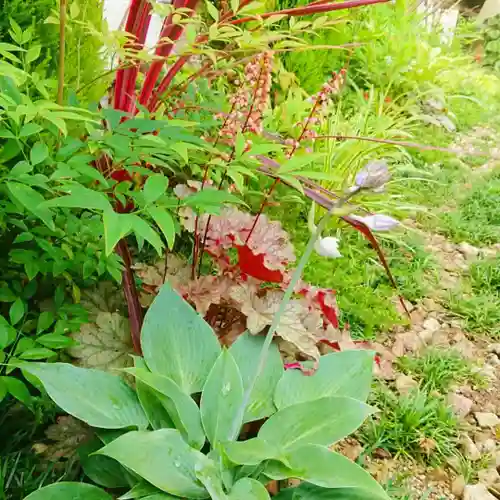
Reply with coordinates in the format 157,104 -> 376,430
285,69 -> 347,152
217,52 -> 273,144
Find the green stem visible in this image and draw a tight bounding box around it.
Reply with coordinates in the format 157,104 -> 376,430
228,188 -> 359,440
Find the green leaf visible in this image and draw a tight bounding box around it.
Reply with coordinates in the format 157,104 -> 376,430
258,397 -> 375,452
141,283 -> 221,394
24,482 -> 113,500
183,190 -> 245,211
10,161 -> 33,176
205,0 -> 219,20
37,311 -> 55,333
19,122 -> 43,138
26,45 -> 41,64
274,351 -> 374,410
144,174 -> 168,204
95,429 -> 208,498
136,380 -> 175,430
9,298 -> 24,325
103,210 -> 133,256
0,378 -> 6,404
0,316 -> 16,349
265,446 -> 389,499
228,478 -> 270,499
130,215 -> 163,255
222,437 -> 282,466
274,484 -> 389,499
3,376 -> 32,408
119,483 -> 162,499
148,206 -> 176,249
20,347 -> 56,360
7,182 -> 54,230
30,141 -> 49,165
201,349 -> 244,446
126,367 -> 205,449
21,363 -> 148,429
278,153 -> 324,174
194,455 -> 228,499
230,333 -> 283,423
43,186 -> 112,211
37,333 -> 74,349
78,439 -> 129,488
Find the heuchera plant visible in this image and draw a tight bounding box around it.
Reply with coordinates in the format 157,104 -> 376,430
22,283 -> 390,500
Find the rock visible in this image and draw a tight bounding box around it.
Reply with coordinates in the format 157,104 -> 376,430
422,298 -> 443,312
419,329 -> 434,344
458,242 -> 480,259
476,365 -> 497,381
478,467 -> 500,486
447,393 -> 473,418
455,338 -> 476,359
395,374 -> 418,395
423,317 -> 441,332
428,466 -> 448,482
488,344 -> 500,356
463,484 -> 497,500
477,438 -> 496,454
475,412 -> 500,428
461,435 -> 481,461
495,450 -> 500,469
451,475 -> 466,497
432,329 -> 451,347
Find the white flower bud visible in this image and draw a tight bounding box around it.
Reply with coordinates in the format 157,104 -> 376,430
315,237 -> 342,258
350,214 -> 399,231
355,160 -> 391,190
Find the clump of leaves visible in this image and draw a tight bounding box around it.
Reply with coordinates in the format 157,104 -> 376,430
397,348 -> 483,394
359,385 -> 460,465
22,283 -> 388,499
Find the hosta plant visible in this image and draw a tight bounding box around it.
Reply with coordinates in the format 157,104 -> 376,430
22,283 -> 389,499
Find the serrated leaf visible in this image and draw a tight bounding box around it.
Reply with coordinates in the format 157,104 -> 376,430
37,311 -> 55,333
258,397 -> 375,452
103,210 -> 133,256
274,351 -> 374,410
7,182 -> 54,230
68,312 -> 133,372
130,215 -> 163,255
19,122 -> 43,137
205,0 -> 219,20
0,316 -> 16,349
141,283 -> 221,394
144,175 -> 168,204
21,362 -> 148,429
26,45 -> 41,64
3,376 -> 32,407
229,333 -> 282,422
148,206 -> 176,249
20,347 -> 56,360
200,349 -> 244,446
43,186 -> 111,211
95,429 -> 208,498
37,333 -> 74,349
126,367 -> 205,450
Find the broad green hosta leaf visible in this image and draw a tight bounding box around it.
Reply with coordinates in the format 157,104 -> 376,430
222,437 -> 283,466
228,478 -> 270,499
194,455 -> 228,499
95,429 -> 208,498
22,363 -> 148,429
201,349 -> 244,446
258,397 -> 375,452
229,333 -> 283,422
69,312 -> 133,372
274,351 -> 374,410
23,482 -> 112,500
141,283 -> 221,394
265,445 -> 389,499
126,367 -> 205,449
274,483 -> 390,499
78,439 -> 129,488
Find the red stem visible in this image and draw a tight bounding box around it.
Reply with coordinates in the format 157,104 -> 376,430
229,0 -> 389,24
116,239 -> 143,354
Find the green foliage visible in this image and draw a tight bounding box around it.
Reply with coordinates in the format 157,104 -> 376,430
25,282 -> 387,499
360,385 -> 460,465
483,14 -> 500,71
397,348 -> 482,393
440,173 -> 500,245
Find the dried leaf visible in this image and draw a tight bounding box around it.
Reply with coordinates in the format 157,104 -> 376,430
69,312 -> 133,371
34,416 -> 93,462
178,275 -> 231,316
